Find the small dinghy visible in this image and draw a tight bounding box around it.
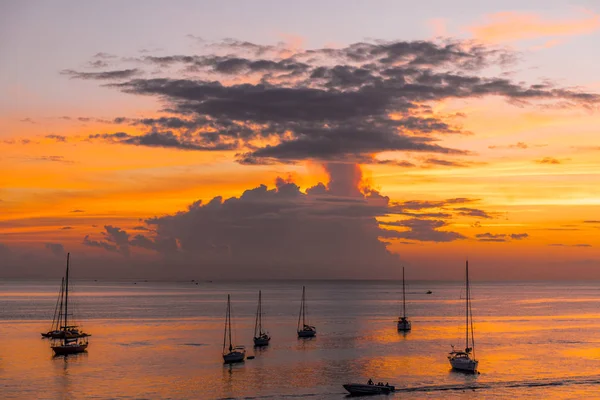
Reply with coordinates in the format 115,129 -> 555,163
343,380 -> 395,396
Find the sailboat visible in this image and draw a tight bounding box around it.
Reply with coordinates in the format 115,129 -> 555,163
448,260 -> 478,373
50,253 -> 89,355
222,294 -> 246,363
253,290 -> 270,346
297,286 -> 316,338
41,277 -> 65,338
42,255 -> 91,339
397,266 -> 411,331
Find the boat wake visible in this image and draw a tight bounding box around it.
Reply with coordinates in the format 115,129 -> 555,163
217,376 -> 600,399
397,375 -> 600,393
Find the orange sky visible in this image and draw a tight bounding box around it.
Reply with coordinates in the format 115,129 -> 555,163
2,3 -> 600,279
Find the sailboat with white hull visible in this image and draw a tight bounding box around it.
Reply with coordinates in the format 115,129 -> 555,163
297,286 -> 316,338
222,294 -> 246,363
50,253 -> 89,355
448,260 -> 478,373
397,266 -> 411,332
253,290 -> 270,347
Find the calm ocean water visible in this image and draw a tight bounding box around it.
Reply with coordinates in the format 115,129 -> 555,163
2,279 -> 600,399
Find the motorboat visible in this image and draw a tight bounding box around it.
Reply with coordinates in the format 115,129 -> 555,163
343,381 -> 395,396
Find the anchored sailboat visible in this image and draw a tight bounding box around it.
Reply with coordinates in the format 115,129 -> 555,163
50,253 -> 89,355
297,286 -> 316,338
397,266 -> 411,331
448,260 -> 478,373
253,290 -> 270,347
222,294 -> 246,363
41,277 -> 65,338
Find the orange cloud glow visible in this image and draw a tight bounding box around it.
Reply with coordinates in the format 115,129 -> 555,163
466,11 -> 600,43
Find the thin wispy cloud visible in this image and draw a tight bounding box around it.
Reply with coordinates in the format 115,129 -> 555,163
466,10 -> 600,44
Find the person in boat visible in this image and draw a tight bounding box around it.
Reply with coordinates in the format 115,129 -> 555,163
367,379 -> 373,385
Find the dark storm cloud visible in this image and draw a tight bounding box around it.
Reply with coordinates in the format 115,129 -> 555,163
44,243 -> 65,257
61,68 -> 141,80
66,39 -> 597,164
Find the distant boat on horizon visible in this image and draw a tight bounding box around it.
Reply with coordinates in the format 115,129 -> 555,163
397,266 -> 411,332
50,253 -> 90,355
253,290 -> 270,347
448,260 -> 478,373
222,294 -> 245,364
297,286 -> 316,338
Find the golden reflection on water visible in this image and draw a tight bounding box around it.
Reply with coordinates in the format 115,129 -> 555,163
5,281 -> 600,399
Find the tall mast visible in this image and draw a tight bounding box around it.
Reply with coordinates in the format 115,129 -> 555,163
468,262 -> 476,356
402,266 -> 407,319
465,260 -> 469,350
65,253 -> 70,329
223,295 -> 229,353
254,290 -> 262,337
258,290 -> 262,334
298,286 -> 306,330
228,295 -> 233,351
302,286 -> 306,326
56,277 -> 65,330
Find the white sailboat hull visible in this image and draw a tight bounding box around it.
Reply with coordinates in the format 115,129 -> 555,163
449,355 -> 478,372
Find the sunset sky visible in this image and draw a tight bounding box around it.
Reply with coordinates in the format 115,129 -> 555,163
2,0 -> 600,280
